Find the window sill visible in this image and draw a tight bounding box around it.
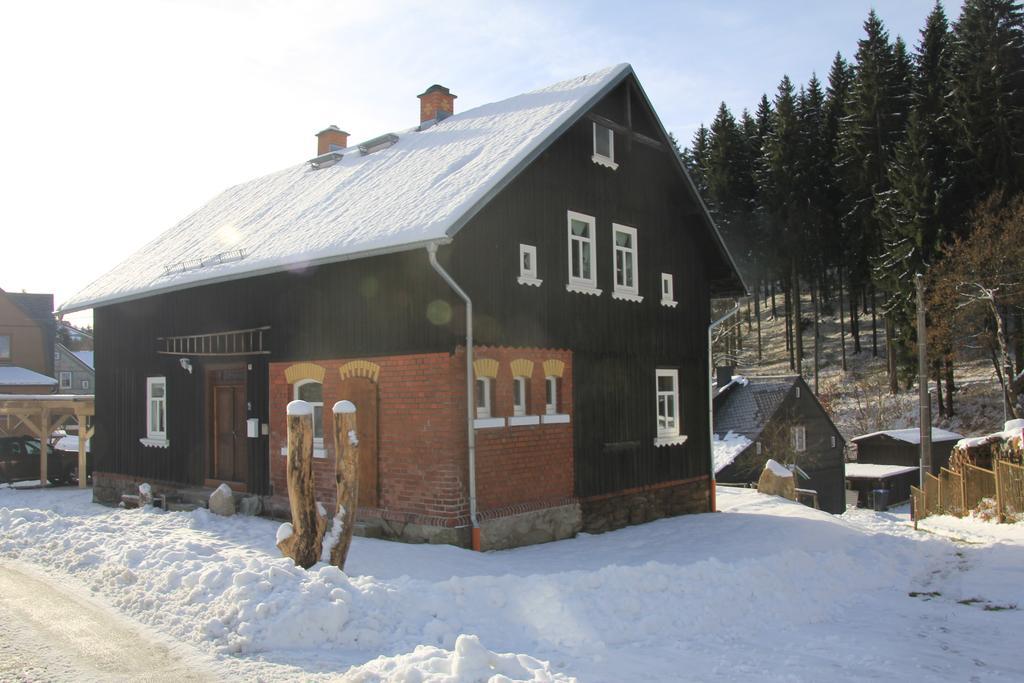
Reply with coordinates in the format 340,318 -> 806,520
139,437 -> 170,449
474,417 -> 506,429
661,299 -> 678,308
612,290 -> 643,303
565,283 -> 602,296
517,276 -> 543,287
591,154 -> 619,170
654,434 -> 688,448
279,446 -> 328,459
509,415 -> 541,427
542,413 -> 571,424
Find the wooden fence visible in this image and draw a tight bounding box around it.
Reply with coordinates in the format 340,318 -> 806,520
912,459 -> 1024,525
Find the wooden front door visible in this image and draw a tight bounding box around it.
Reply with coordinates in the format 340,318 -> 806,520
339,377 -> 379,508
209,366 -> 248,487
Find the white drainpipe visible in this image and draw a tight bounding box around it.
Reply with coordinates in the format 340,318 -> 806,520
427,243 -> 480,548
708,301 -> 740,511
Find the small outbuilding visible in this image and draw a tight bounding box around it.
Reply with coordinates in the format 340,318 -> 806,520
850,428 -> 963,475
843,463 -> 920,508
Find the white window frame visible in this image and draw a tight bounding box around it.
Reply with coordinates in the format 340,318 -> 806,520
517,243 -> 542,287
146,376 -> 167,441
512,376 -> 527,417
655,369 -> 680,441
591,122 -> 618,170
294,379 -> 325,448
81,379 -> 90,390
661,273 -> 677,307
792,425 -> 807,452
476,377 -> 492,419
59,371 -> 72,389
545,376 -> 558,415
566,211 -> 601,295
830,435 -> 837,449
0,334 -> 10,361
611,224 -> 642,301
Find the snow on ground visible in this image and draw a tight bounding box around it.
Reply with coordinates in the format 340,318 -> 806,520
3,486 -> 1024,681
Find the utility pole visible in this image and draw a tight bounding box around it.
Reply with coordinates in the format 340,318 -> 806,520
916,274 -> 932,486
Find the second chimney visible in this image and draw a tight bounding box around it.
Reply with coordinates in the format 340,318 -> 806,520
418,84 -> 457,123
316,125 -> 349,155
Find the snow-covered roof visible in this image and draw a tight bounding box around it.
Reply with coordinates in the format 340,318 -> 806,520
0,367 -> 57,386
64,63 -> 725,313
53,435 -> 90,453
713,430 -> 753,473
851,428 -> 963,445
845,463 -> 919,479
71,350 -> 94,369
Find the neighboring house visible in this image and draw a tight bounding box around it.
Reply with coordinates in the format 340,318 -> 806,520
59,64 -> 744,549
0,288 -> 56,396
713,371 -> 846,514
847,429 -> 963,508
54,343 -> 95,394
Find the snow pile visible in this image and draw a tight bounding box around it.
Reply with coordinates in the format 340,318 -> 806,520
956,419 -> 1024,450
344,635 -> 575,682
712,430 -> 752,473
764,459 -> 792,478
5,486 -> 1024,680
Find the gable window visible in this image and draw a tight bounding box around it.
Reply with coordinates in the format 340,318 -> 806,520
476,377 -> 493,419
661,273 -> 677,307
791,426 -> 807,453
146,377 -> 167,440
566,211 -> 600,294
545,376 -> 558,415
59,371 -> 72,389
81,379 -> 90,390
517,244 -> 542,286
612,224 -> 641,301
592,123 -> 618,170
512,376 -> 528,417
0,334 -> 10,361
294,379 -> 324,447
830,435 -> 837,449
655,369 -> 684,446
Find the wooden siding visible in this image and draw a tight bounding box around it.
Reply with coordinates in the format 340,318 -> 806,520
92,75 -> 719,500
854,438 -> 954,475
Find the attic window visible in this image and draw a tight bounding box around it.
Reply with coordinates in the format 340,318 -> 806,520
592,123 -> 617,170
517,244 -> 542,286
309,151 -> 344,169
661,273 -> 677,308
0,334 -> 9,361
359,133 -> 399,156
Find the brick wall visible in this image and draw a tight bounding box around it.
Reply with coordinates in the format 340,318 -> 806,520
465,346 -> 574,512
269,345 -> 574,525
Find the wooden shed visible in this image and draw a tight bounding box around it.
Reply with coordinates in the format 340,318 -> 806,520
850,428 -> 963,476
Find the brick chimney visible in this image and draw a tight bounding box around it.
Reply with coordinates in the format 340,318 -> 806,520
316,125 -> 349,155
418,84 -> 457,123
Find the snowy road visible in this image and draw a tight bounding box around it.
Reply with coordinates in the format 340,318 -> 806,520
0,560 -> 215,682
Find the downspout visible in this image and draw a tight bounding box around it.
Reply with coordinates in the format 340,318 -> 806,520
708,301 -> 740,513
427,242 -> 480,550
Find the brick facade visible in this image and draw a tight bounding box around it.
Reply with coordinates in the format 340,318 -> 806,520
268,346 -> 574,537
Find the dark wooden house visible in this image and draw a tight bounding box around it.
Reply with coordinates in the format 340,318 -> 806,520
847,428 -> 963,507
713,372 -> 846,514
60,64 -> 744,550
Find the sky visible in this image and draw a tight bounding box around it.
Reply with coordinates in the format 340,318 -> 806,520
0,0 -> 960,326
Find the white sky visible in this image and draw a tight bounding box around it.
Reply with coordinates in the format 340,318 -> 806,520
0,0 -> 957,326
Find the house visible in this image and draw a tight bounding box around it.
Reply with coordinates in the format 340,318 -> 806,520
59,64 -> 745,550
0,289 -> 56,394
847,428 -> 963,506
54,344 -> 95,395
713,371 -> 846,513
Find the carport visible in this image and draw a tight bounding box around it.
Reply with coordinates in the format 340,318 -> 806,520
0,394 -> 94,487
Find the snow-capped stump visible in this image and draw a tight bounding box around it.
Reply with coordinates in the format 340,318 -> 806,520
758,459 -> 796,501
327,400 -> 360,570
209,483 -> 236,517
278,400 -> 327,568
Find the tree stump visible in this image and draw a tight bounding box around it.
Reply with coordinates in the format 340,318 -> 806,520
328,400 -> 360,570
277,400 -> 327,568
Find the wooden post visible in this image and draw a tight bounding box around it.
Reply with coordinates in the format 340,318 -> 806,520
76,413 -> 93,489
38,408 -> 49,486
277,400 -> 326,568
328,400 -> 360,570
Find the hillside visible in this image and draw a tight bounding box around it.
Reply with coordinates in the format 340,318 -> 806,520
722,291 -> 1007,443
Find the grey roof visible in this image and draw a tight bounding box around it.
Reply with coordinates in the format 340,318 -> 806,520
7,291 -> 53,323
713,376 -> 798,441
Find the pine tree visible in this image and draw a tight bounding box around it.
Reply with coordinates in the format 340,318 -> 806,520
683,124 -> 711,196
948,0 -> 1024,215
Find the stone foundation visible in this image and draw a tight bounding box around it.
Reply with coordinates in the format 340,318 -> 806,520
92,472 -> 182,506
478,503 -> 581,551
580,476 -> 710,534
